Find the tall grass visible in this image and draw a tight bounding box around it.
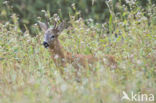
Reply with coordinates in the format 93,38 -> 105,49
0,5 -> 156,103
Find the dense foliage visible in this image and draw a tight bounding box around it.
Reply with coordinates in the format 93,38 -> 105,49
0,0 -> 156,34
0,0 -> 156,103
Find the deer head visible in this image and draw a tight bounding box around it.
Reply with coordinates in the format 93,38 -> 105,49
38,21 -> 64,48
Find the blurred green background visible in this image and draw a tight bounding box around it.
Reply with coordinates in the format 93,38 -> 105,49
0,0 -> 156,35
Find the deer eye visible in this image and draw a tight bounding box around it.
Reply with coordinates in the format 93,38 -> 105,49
51,35 -> 55,39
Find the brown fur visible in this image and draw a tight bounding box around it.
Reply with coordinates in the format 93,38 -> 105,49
48,39 -> 98,69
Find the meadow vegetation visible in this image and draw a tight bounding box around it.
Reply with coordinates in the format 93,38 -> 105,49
0,1 -> 156,103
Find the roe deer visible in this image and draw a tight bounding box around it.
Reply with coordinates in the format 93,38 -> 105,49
38,21 -> 117,73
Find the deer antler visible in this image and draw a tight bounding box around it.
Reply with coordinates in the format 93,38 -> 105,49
53,20 -> 57,29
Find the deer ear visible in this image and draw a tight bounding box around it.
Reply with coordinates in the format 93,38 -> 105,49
57,22 -> 65,33
38,21 -> 48,32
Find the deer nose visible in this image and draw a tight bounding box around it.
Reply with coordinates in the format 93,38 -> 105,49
43,41 -> 49,48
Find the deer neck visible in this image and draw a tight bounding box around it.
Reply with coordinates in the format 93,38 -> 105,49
49,39 -> 65,59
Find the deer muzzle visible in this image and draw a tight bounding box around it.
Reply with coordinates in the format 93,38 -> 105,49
43,41 -> 49,48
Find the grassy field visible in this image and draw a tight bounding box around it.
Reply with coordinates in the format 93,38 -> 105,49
0,9 -> 156,103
